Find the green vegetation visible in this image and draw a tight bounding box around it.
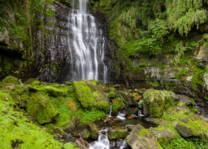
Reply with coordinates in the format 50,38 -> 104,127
0,83 -> 77,149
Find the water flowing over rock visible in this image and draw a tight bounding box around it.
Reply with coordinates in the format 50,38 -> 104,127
67,0 -> 108,82
37,0 -> 110,83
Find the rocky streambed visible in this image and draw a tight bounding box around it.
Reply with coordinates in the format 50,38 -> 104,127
0,75 -> 208,149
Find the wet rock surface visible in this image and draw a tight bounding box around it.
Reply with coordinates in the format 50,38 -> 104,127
126,126 -> 160,149
107,126 -> 128,140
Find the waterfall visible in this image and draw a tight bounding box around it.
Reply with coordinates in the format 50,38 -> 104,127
116,112 -> 126,120
138,110 -> 145,117
68,0 -> 108,82
90,129 -> 110,149
109,105 -> 112,117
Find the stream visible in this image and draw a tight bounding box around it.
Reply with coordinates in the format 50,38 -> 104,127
75,108 -> 157,149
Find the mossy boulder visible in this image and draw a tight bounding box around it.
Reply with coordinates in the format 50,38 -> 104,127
151,130 -> 176,144
107,91 -> 118,99
176,117 -> 208,138
73,81 -> 110,112
143,89 -> 179,118
118,90 -> 136,106
108,126 -> 128,140
112,97 -> 125,112
55,113 -> 76,131
2,76 -> 19,84
80,129 -> 91,139
1,76 -> 20,90
126,126 -> 162,149
27,92 -> 60,124
0,90 -> 77,149
87,122 -> 98,139
138,99 -> 143,109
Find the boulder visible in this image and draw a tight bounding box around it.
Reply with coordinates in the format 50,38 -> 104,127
80,129 -> 91,139
132,93 -> 142,102
125,124 -> 144,131
176,117 -> 208,138
108,126 -> 128,140
112,98 -> 125,112
73,81 -> 110,112
138,99 -> 143,109
151,130 -> 176,143
87,122 -> 98,139
55,113 -> 76,132
143,89 -> 179,117
126,127 -> 161,149
176,94 -> 194,106
76,138 -> 90,149
27,92 -> 59,124
125,108 -> 138,117
118,90 -> 136,106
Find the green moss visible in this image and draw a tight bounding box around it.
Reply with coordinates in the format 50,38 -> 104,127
0,92 -> 76,149
143,89 -> 177,118
156,140 -> 163,149
73,81 -> 110,112
58,103 -> 106,124
86,80 -> 98,86
2,76 -> 19,84
138,128 -> 150,138
107,91 -> 118,99
109,128 -> 128,140
55,113 -> 75,129
85,131 -> 90,139
44,123 -> 63,134
73,81 -> 95,109
192,65 -> 205,91
27,92 -> 59,124
112,97 -> 125,112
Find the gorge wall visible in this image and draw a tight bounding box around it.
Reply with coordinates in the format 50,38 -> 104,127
1,0 -> 208,104
0,0 -> 118,83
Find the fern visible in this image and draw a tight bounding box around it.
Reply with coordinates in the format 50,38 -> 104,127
166,0 -> 208,35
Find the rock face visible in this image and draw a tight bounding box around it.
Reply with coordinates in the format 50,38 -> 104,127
126,126 -> 161,149
143,89 -> 179,117
0,28 -> 9,45
0,1 -> 116,83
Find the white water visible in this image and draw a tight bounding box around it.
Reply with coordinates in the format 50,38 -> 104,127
109,105 -> 112,117
90,129 -> 110,149
194,103 -> 205,116
119,139 -> 128,149
116,112 -> 126,120
69,0 -> 107,82
90,129 -> 127,149
138,110 -> 145,117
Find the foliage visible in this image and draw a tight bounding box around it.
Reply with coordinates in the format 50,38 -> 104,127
166,0 -> 208,36
125,19 -> 169,56
59,103 -> 106,124
161,136 -> 208,149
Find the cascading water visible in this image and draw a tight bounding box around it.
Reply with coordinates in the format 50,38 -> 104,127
68,0 -> 108,82
90,129 -> 110,149
108,105 -> 112,117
